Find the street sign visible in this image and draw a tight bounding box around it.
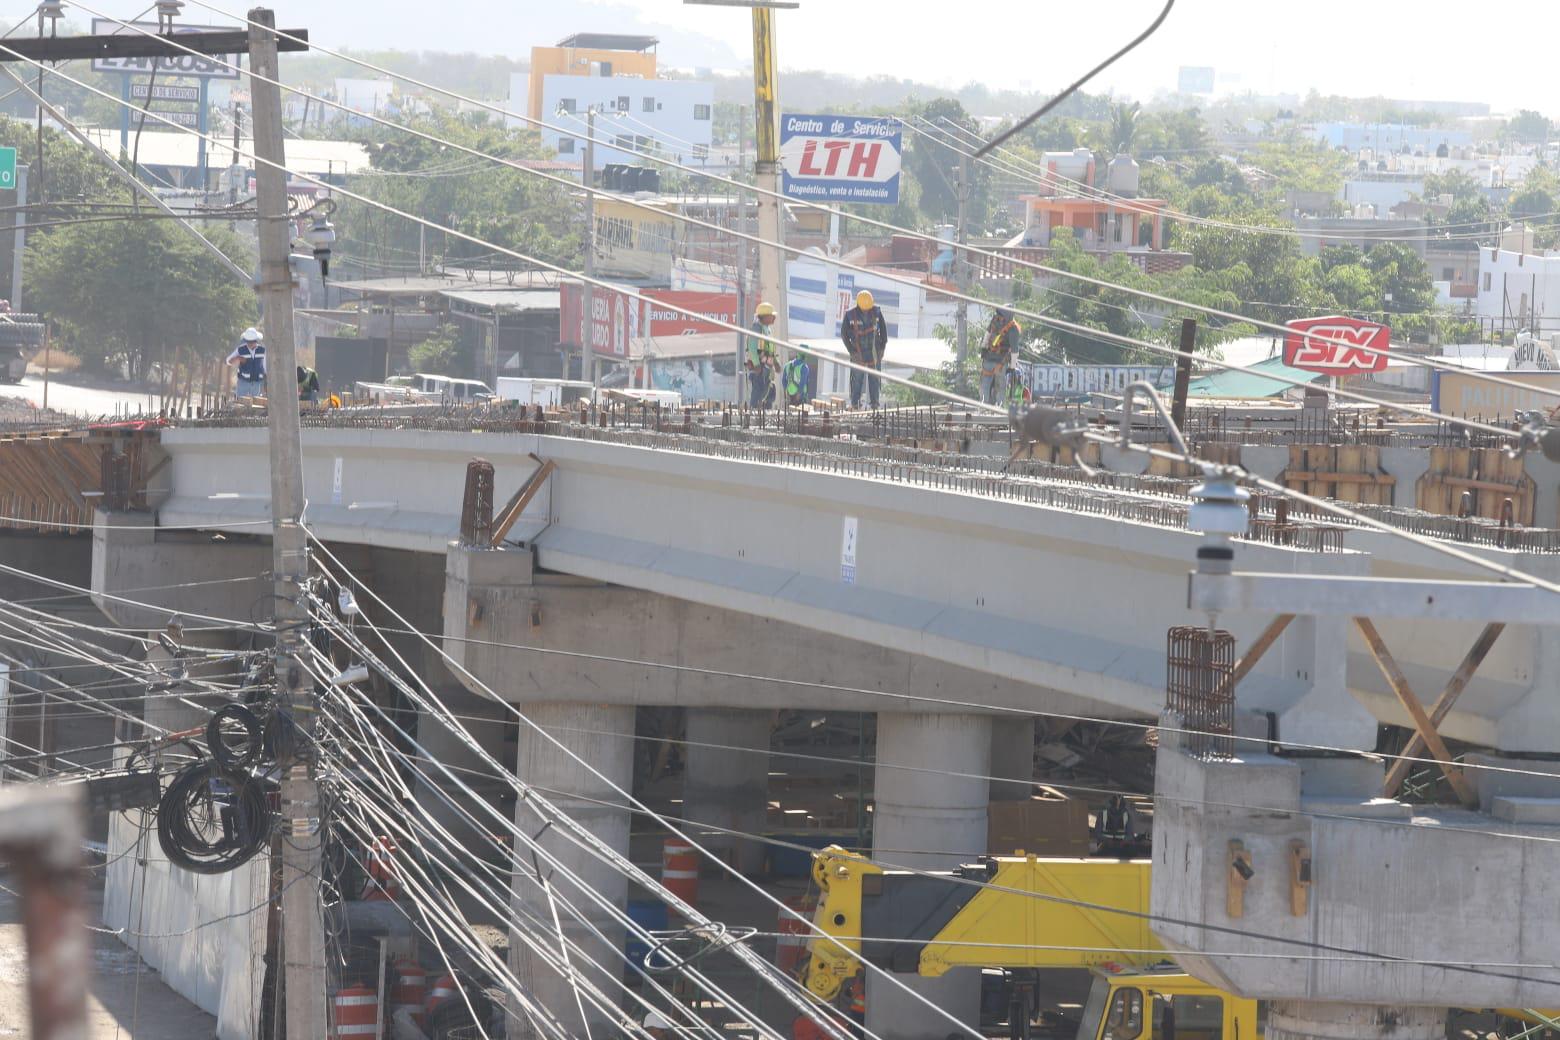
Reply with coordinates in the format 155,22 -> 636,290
0,147 -> 15,191
130,83 -> 200,102
91,19 -> 240,78
1283,316 -> 1390,374
780,114 -> 902,206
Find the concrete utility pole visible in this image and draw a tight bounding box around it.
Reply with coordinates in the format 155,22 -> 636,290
9,164 -> 24,311
954,153 -> 970,395
248,8 -> 327,1039
582,106 -> 596,387
735,103 -> 748,404
750,7 -> 787,345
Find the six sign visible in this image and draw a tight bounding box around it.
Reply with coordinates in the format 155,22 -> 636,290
1283,315 -> 1391,375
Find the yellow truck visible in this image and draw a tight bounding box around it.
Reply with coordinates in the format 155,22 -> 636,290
799,846 -> 1553,1040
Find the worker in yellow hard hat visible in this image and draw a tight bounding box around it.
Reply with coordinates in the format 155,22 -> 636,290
745,301 -> 780,408
840,288 -> 888,409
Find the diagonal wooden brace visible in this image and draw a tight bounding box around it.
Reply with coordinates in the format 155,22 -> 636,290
1354,617 -> 1478,807
1381,622 -> 1504,799
1210,614 -> 1294,704
491,456 -> 556,547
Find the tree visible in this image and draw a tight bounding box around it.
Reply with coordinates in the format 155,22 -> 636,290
408,323 -> 462,374
1506,109 -> 1552,145
899,97 -> 989,228
1106,101 -> 1141,154
26,217 -> 255,376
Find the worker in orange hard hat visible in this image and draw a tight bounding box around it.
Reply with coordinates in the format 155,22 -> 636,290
745,301 -> 780,408
844,977 -> 866,1038
840,289 -> 888,410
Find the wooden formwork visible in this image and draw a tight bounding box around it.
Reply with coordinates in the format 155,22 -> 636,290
0,428 -> 161,532
1145,441 -> 1241,478
1280,444 -> 1396,505
1415,445 -> 1534,524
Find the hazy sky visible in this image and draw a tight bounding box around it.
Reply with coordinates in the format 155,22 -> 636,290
40,1 -> 1552,113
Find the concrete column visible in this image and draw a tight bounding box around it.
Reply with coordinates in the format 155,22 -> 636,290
510,702 -> 635,1039
683,708 -> 771,873
989,714 -> 1035,801
1267,1002 -> 1445,1040
869,712 -> 992,1040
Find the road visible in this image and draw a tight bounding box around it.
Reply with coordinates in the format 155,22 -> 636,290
0,375 -> 162,420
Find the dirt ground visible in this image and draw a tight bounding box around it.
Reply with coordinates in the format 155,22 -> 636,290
0,880 -> 217,1039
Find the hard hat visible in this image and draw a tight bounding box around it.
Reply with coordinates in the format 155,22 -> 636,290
241,327 -> 263,342
755,302 -> 776,318
856,290 -> 874,310
643,1010 -> 675,1030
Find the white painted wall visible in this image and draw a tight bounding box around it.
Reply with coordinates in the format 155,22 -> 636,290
103,806 -> 268,1040
1475,248 -> 1560,326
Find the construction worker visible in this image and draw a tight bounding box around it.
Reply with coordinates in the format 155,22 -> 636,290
297,365 -> 321,405
844,977 -> 866,1038
1006,366 -> 1030,410
642,1009 -> 675,1040
979,307 -> 1021,405
840,289 -> 888,410
746,302 -> 780,408
226,327 -> 266,399
782,351 -> 812,406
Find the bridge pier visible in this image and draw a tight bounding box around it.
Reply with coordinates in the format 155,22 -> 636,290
1267,1002 -> 1445,1040
683,707 -> 771,873
90,509 -> 270,631
510,701 -> 636,1039
868,711 -> 992,1040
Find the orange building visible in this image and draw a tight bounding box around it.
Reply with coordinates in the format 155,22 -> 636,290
527,33 -> 659,122
1020,195 -> 1169,251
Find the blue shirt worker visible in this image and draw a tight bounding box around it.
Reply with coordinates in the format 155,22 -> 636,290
227,327 -> 266,399
782,352 -> 812,406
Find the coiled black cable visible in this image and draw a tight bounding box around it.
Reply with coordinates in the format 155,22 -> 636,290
156,760 -> 272,874
206,703 -> 263,774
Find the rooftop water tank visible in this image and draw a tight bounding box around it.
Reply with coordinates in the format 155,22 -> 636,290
1106,153 -> 1140,198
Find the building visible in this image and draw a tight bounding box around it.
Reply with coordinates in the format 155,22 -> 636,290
1295,217 -> 1428,259
1311,122 -> 1473,156
1176,66 -> 1214,95
1340,172 -> 1425,215
1475,247 -> 1560,332
513,33 -> 714,171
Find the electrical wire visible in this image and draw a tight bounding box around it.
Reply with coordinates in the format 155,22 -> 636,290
20,31 -> 1539,447
163,1 -> 1560,411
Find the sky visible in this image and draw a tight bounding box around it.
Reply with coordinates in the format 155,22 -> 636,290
13,1 -> 1551,114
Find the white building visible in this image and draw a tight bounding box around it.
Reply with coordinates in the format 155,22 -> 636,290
1475,247 -> 1560,330
516,75 -> 714,170
334,78 -> 396,116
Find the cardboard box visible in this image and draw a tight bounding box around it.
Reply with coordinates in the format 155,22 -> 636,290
987,798 -> 1092,857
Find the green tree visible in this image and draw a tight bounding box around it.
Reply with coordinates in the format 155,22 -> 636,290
1506,109 -> 1553,144
899,97 -> 989,228
26,217 -> 255,376
408,323 -> 462,374
1106,101 -> 1141,154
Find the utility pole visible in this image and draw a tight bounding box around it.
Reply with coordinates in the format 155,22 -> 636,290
735,104 -> 748,405
954,153 -> 970,395
248,8 -> 326,1039
10,164 -> 25,311
582,106 -> 596,388
1171,317 -> 1196,431
750,7 -> 787,346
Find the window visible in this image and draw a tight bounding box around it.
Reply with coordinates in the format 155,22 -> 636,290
557,138 -> 576,154
615,134 -> 634,150
1152,993 -> 1224,1040
643,96 -> 656,113
1484,272 -> 1493,291
693,143 -> 709,161
1442,267 -> 1455,281
693,104 -> 711,121
558,98 -> 577,114
617,95 -> 630,111
1103,989 -> 1143,1040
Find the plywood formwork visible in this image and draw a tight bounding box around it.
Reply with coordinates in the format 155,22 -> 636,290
0,428 -> 161,532
1415,445 -> 1534,524
1282,444 -> 1396,506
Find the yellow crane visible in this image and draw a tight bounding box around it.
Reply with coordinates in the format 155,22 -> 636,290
799,846 -> 1556,1040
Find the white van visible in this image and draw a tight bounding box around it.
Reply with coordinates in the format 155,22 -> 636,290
414,373 -> 495,404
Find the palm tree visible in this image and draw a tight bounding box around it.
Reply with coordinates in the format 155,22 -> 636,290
1108,101 -> 1141,154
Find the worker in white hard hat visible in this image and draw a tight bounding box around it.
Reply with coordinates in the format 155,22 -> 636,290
642,1008 -> 676,1039
226,326 -> 266,400
745,302 -> 779,408
840,289 -> 888,410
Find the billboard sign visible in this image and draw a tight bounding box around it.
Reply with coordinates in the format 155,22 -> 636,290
91,19 -> 241,79
560,283 -> 635,359
641,290 -> 738,336
780,113 -> 902,206
1029,365 -> 1177,395
1283,316 -> 1390,374
130,83 -> 201,102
